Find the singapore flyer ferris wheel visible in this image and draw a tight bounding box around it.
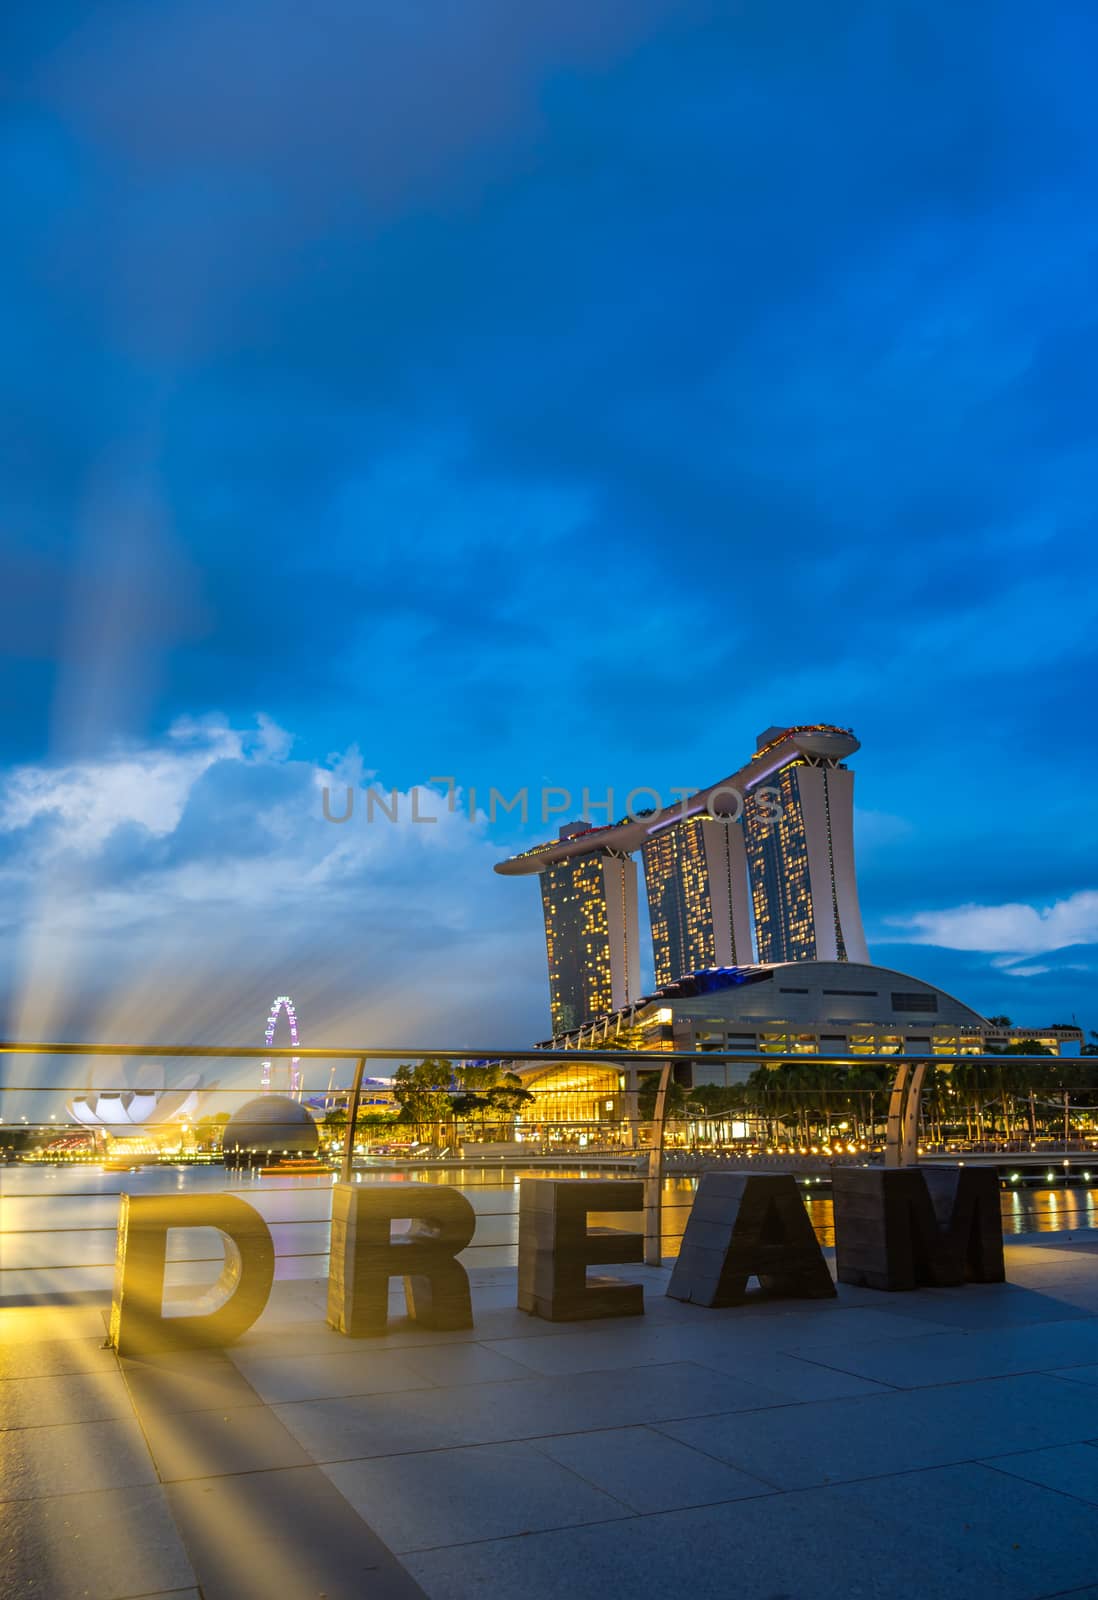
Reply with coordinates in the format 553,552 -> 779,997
261,994 -> 301,1096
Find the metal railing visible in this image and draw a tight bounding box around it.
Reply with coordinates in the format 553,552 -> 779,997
2,1041 -> 1094,1302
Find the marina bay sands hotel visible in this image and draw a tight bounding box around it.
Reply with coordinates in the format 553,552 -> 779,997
495,725 -> 870,1037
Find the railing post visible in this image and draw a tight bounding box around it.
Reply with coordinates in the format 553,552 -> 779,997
901,1062 -> 927,1165
885,1059 -> 927,1168
885,1062 -> 907,1166
340,1056 -> 367,1184
644,1057 -> 672,1266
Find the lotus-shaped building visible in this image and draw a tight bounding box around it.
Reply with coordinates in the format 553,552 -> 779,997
67,1067 -> 210,1139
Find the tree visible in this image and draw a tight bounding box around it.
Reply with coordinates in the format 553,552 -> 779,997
449,1091 -> 490,1143
485,1075 -> 536,1121
453,1064 -> 502,1093
323,1107 -> 348,1147
391,1059 -> 454,1139
689,1084 -> 748,1117
451,1073 -> 535,1137
987,1015 -> 1013,1028
637,1070 -> 687,1121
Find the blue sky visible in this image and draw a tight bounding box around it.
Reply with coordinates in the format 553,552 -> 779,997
2,0 -> 1097,1068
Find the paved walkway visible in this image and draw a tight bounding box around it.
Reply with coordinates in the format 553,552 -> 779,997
5,1235 -> 1098,1600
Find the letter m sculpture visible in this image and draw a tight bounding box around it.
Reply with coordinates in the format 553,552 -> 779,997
831,1165 -> 1005,1291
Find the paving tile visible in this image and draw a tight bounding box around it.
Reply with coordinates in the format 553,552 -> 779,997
277,1361 -> 787,1462
0,1306 -> 108,1347
658,1373 -> 1098,1490
779,1317 -> 1098,1388
687,1345 -> 893,1401
867,1284 -> 1095,1330
122,1355 -> 268,1415
1051,1364 -> 1098,1389
0,1483 -> 195,1600
734,1303 -> 959,1346
139,1402 -> 312,1481
235,1318 -> 466,1359
477,1317 -> 897,1402
0,1336 -> 119,1380
833,1462 -> 1098,1598
982,1442 -> 1098,1503
399,1342 -> 536,1388
167,1463 -> 424,1600
1,1416 -> 157,1499
232,1347 -> 439,1403
531,1424 -> 777,1512
324,1440 -> 628,1551
401,1476 -> 1002,1600
235,1341 -> 533,1404
0,1368 -> 134,1430
482,1304 -> 945,1378
479,1326 -> 672,1377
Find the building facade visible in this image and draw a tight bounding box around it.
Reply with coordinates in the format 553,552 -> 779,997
641,815 -> 753,987
547,961 -> 1084,1073
539,845 -> 640,1036
743,728 -> 869,965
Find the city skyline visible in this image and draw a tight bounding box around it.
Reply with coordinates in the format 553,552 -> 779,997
6,11 -> 1098,1597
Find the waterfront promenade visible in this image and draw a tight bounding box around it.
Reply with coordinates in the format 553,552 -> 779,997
5,1234 -> 1098,1600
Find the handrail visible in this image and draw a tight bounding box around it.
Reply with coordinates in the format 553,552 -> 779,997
0,1041 -> 1071,1064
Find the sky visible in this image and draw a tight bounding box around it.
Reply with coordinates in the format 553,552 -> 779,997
2,0 -> 1098,1097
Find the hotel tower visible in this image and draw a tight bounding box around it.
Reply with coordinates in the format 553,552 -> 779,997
641,816 -> 753,988
537,826 -> 641,1036
743,727 -> 869,965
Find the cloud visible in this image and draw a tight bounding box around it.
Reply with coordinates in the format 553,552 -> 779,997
887,891 -> 1098,956
0,716 -> 244,855
0,717 -> 547,1057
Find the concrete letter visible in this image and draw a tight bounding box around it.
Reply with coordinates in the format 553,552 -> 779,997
831,1166 -> 1005,1290
666,1172 -> 835,1306
518,1178 -> 644,1321
108,1193 -> 274,1356
328,1182 -> 476,1335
